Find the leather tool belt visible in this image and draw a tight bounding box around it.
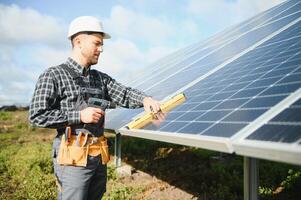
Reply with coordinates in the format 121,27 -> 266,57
57,127 -> 110,166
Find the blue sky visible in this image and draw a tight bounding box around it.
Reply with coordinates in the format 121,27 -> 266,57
0,0 -> 284,106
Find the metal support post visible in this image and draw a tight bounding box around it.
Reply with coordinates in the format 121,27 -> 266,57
244,157 -> 259,200
114,132 -> 122,167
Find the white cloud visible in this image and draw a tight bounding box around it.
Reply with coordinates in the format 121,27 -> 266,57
0,4 -> 66,46
95,38 -> 175,81
31,46 -> 70,68
0,62 -> 35,106
97,5 -> 179,81
187,0 -> 285,31
181,20 -> 199,37
96,38 -> 144,75
0,44 -> 15,63
0,43 -> 72,106
118,45 -> 176,84
144,46 -> 175,64
105,5 -> 172,45
0,3 -> 70,106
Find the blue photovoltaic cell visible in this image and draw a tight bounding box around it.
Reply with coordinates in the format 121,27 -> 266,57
196,111 -> 231,121
246,124 -> 301,143
177,111 -> 205,121
246,96 -> 301,143
261,82 -> 301,96
215,99 -> 249,109
271,108 -> 301,122
176,122 -> 213,134
194,101 -> 221,110
156,122 -> 188,133
106,1 -> 301,130
202,123 -> 246,137
222,109 -> 267,122
241,95 -> 287,109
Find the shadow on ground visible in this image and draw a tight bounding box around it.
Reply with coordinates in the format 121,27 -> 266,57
108,135 -> 243,200
107,134 -> 301,200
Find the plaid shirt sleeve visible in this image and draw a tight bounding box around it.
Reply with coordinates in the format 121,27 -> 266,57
29,69 -> 80,128
104,73 -> 148,108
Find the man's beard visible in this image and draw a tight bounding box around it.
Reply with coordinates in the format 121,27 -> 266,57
89,56 -> 99,66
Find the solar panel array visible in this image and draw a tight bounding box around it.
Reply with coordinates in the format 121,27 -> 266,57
106,0 -> 299,129
107,0 -> 301,165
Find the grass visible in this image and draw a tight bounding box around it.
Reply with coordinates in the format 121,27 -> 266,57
0,111 -> 301,200
0,111 -> 56,199
0,111 -> 142,200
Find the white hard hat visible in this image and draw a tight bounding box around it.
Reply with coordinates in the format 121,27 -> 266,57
67,16 -> 111,39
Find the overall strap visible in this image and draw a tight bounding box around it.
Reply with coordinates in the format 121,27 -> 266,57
60,64 -> 84,86
90,69 -> 106,99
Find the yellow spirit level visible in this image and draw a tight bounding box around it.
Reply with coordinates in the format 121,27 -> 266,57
125,93 -> 186,129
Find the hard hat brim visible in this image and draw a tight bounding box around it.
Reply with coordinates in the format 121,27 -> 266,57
68,31 -> 111,40
102,32 -> 111,39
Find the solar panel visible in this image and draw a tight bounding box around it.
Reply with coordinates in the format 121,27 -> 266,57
106,1 -> 301,130
110,1 -> 301,164
141,20 -> 300,138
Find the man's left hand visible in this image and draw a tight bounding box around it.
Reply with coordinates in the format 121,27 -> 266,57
143,97 -> 161,113
143,97 -> 166,127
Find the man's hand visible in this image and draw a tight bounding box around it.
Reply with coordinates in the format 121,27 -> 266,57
143,97 -> 161,113
143,97 -> 166,127
80,107 -> 104,123
152,112 -> 166,127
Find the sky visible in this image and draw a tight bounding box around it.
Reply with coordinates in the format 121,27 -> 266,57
0,0 -> 285,106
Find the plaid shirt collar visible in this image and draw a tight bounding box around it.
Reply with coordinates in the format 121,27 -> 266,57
66,57 -> 90,76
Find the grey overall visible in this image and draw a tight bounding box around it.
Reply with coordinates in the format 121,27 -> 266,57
52,138 -> 107,200
53,64 -> 108,200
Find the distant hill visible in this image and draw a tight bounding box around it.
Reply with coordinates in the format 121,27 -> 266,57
0,105 -> 29,111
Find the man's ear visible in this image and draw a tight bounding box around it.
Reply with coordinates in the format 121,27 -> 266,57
72,35 -> 82,48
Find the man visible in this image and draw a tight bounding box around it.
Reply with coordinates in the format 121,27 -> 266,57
29,16 -> 161,200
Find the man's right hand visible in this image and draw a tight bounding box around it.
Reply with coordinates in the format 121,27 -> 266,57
80,107 -> 104,123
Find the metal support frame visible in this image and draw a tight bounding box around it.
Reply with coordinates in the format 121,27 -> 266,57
114,132 -> 260,199
114,132 -> 122,167
244,157 -> 259,200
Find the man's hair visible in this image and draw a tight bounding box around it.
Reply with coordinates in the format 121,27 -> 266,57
71,31 -> 104,48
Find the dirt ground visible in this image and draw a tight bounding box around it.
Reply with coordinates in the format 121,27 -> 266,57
116,165 -> 198,200
105,139 -> 244,200
103,133 -> 251,200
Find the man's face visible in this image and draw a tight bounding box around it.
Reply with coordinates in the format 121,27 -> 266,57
79,33 -> 104,66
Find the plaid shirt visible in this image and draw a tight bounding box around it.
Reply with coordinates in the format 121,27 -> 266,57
29,57 -> 146,128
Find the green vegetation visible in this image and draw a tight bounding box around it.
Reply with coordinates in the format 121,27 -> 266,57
0,111 -> 13,121
0,111 -> 300,199
0,111 -> 56,199
0,111 -> 135,200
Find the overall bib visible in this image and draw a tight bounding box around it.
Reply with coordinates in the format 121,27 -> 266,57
52,64 -> 110,200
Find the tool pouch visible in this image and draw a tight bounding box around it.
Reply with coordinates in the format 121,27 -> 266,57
57,134 -> 89,167
86,137 -> 110,165
99,138 -> 110,165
